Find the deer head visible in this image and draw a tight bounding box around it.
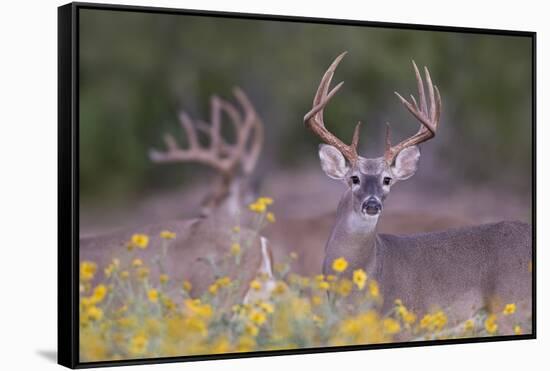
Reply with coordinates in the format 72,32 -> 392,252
150,87 -> 263,216
304,52 -> 441,222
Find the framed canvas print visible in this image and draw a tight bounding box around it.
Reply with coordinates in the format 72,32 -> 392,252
58,2 -> 536,368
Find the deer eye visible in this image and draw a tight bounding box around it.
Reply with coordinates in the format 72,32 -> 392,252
351,176 -> 360,185
383,177 -> 392,186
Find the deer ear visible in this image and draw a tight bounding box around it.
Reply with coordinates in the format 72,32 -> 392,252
318,144 -> 349,180
391,146 -> 420,180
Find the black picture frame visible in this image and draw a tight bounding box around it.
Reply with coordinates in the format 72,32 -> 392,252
58,2 -> 537,368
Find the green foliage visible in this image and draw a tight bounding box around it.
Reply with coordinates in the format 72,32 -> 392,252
79,9 -> 532,202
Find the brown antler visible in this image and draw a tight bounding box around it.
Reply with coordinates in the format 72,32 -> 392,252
304,52 -> 362,166
149,87 -> 263,177
385,61 -> 442,164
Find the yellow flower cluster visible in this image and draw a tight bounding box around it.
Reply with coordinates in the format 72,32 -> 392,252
394,299 -> 416,325
248,196 -> 274,215
160,230 -> 176,240
485,314 -> 498,334
80,261 -> 97,281
208,276 -> 232,295
78,201 -> 529,362
419,310 -> 447,332
127,233 -> 149,250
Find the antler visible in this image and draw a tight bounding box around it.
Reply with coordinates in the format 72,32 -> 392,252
149,87 -> 263,177
385,61 -> 442,164
304,51 -> 362,166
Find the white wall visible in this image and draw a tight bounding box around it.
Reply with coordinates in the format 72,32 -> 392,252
0,0 -> 546,369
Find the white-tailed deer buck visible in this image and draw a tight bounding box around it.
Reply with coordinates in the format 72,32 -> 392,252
305,52 -> 532,326
150,87 -> 263,217
81,88 -> 267,298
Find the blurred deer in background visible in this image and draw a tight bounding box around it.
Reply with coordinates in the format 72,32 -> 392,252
305,52 -> 532,326
150,87 -> 263,218
81,88 -> 268,299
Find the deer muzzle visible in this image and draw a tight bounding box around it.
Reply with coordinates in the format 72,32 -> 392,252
362,197 -> 382,216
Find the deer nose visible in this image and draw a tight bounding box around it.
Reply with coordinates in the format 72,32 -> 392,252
362,197 -> 382,216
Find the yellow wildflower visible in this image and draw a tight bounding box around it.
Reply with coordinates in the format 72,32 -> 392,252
216,276 -> 231,287
464,319 -> 475,331
433,311 -> 447,330
160,230 -> 176,240
249,279 -> 262,291
130,233 -> 149,249
514,325 -> 522,335
383,318 -> 401,334
131,258 -> 143,268
318,281 -> 330,290
147,289 -> 159,303
259,301 -> 274,313
332,257 -> 348,273
129,334 -> 148,355
353,269 -> 367,290
403,311 -> 417,325
208,283 -> 219,295
326,274 -> 336,282
266,212 -> 276,223
249,202 -> 266,213
337,279 -> 353,297
257,197 -> 274,206
369,280 -> 380,298
394,300 -> 416,325
420,311 -> 447,332
273,281 -> 288,295
162,297 -> 176,311
159,274 -> 169,284
230,243 -> 241,256
485,314 -> 498,334
503,303 -> 516,315
182,280 -> 192,292
249,309 -> 267,325
80,261 -> 97,281
92,284 -> 107,303
184,299 -> 213,319
311,295 -> 322,306
86,306 -> 103,321
137,267 -> 150,279
245,323 -> 259,337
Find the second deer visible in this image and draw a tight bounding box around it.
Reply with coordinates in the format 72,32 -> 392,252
304,52 -> 532,328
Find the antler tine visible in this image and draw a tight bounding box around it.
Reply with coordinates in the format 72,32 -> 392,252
304,52 -> 361,165
385,61 -> 442,164
149,88 -> 264,177
233,87 -> 264,174
232,87 -> 264,175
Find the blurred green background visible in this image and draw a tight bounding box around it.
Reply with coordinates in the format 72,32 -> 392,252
79,8 -> 532,208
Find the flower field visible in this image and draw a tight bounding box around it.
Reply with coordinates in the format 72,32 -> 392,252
79,197 -> 528,362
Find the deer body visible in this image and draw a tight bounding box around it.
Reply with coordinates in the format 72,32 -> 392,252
305,52 -> 532,325
323,186 -> 531,317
